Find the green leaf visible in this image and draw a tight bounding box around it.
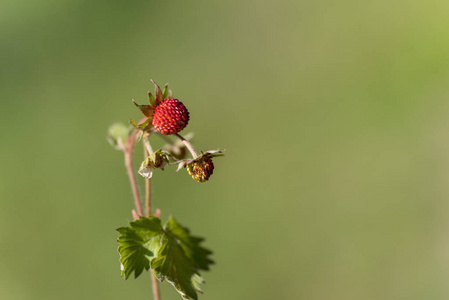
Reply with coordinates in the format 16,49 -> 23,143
148,217 -> 212,300
151,232 -> 203,300
117,217 -> 163,279
165,217 -> 214,271
116,217 -> 212,300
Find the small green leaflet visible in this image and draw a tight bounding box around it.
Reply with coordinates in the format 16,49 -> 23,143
165,218 -> 214,271
116,217 -> 214,300
116,217 -> 163,279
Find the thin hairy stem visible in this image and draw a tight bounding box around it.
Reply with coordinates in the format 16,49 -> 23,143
144,140 -> 161,300
175,133 -> 198,158
143,146 -> 152,217
124,129 -> 143,216
144,136 -> 155,156
150,269 -> 161,300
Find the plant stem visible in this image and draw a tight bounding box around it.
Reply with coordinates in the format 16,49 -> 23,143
150,268 -> 161,300
124,129 -> 144,216
144,135 -> 155,156
175,133 -> 198,158
145,177 -> 151,217
144,142 -> 161,300
143,147 -> 152,217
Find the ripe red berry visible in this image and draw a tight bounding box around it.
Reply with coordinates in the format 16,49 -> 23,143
152,98 -> 189,135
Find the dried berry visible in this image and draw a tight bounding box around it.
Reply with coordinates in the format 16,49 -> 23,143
187,154 -> 214,182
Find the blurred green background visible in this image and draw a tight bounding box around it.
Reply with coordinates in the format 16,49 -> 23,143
1,0 -> 449,299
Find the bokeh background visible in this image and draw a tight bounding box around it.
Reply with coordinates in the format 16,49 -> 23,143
1,0 -> 449,299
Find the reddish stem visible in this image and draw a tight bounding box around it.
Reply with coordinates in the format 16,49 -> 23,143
144,139 -> 162,300
175,133 -> 198,158
144,146 -> 152,218
124,129 -> 144,216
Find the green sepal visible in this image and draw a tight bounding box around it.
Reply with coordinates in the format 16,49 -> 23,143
129,118 -> 151,130
132,99 -> 153,117
136,131 -> 144,144
202,149 -> 225,158
162,84 -> 169,99
151,79 -> 163,104
130,119 -> 138,128
148,91 -> 157,106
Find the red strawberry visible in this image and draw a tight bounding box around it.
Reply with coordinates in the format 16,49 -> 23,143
152,98 -> 190,135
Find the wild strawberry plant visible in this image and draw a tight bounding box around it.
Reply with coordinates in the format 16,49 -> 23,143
107,80 -> 224,300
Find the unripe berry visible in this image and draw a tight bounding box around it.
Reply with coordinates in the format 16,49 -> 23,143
187,155 -> 214,182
